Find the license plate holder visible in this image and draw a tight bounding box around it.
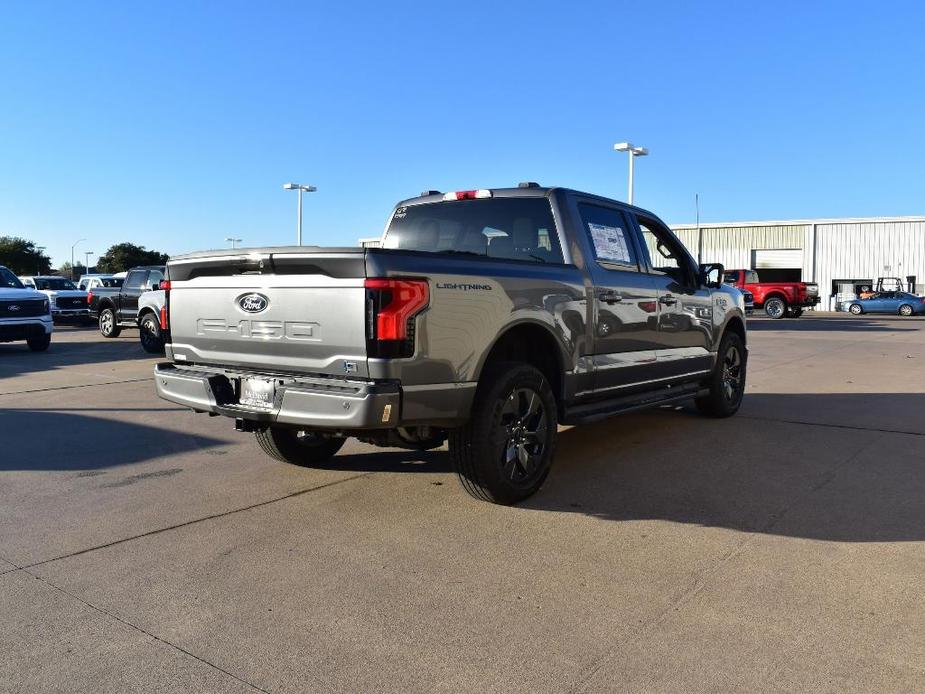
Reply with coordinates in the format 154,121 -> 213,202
239,377 -> 276,410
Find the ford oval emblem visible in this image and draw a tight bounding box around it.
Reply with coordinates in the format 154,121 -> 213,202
238,293 -> 269,313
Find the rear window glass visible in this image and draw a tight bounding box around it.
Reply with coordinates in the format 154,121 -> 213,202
383,198 -> 564,264
35,278 -> 77,290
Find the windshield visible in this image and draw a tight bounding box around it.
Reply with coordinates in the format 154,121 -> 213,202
35,277 -> 78,291
382,197 -> 564,264
0,267 -> 25,289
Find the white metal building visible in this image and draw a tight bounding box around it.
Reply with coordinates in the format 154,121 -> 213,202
671,216 -> 925,310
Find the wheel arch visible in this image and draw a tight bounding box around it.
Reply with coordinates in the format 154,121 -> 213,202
474,321 -> 569,406
761,291 -> 788,306
716,314 -> 746,351
137,306 -> 157,326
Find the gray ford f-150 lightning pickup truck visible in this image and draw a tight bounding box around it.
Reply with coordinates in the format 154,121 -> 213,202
155,184 -> 747,504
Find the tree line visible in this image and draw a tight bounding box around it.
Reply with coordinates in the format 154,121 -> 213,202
0,238 -> 169,276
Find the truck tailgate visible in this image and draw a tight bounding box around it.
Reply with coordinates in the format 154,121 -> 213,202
166,250 -> 370,377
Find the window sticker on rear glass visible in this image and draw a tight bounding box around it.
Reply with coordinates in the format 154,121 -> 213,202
588,223 -> 632,263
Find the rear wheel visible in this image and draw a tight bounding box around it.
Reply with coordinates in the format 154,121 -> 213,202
764,297 -> 787,319
849,303 -> 863,315
695,331 -> 746,418
255,427 -> 346,466
99,308 -> 121,337
449,362 -> 557,505
27,334 -> 51,352
899,304 -> 914,317
139,312 -> 164,353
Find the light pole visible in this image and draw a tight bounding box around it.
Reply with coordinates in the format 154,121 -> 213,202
225,237 -> 242,249
283,183 -> 317,245
613,142 -> 648,205
85,251 -> 94,272
70,238 -> 86,281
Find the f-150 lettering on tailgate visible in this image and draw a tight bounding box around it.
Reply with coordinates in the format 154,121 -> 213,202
196,318 -> 320,341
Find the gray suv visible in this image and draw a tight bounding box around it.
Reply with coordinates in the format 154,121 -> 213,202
155,184 -> 747,504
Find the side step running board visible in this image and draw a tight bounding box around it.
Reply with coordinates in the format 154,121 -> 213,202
562,383 -> 708,425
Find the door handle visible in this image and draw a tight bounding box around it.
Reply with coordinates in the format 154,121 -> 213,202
658,295 -> 678,306
598,290 -> 623,304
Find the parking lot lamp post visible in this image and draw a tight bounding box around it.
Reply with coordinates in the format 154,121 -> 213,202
225,237 -> 242,249
613,142 -> 649,205
283,183 -> 317,245
70,238 -> 86,280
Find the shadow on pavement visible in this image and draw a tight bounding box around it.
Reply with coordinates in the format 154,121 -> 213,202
0,410 -> 222,471
523,392 -> 925,542
0,335 -> 151,381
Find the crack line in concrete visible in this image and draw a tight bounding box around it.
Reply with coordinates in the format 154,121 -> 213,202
20,566 -> 271,693
20,472 -> 373,572
738,413 -> 925,437
0,377 -> 151,397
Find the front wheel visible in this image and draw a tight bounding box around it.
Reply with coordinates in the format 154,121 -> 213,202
764,297 -> 787,319
99,308 -> 121,338
449,362 -> 557,504
254,427 -> 346,466
849,303 -> 863,315
27,334 -> 51,352
695,331 -> 747,418
139,312 -> 164,353
899,304 -> 914,317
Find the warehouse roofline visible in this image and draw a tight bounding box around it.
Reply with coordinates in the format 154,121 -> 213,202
671,214 -> 925,230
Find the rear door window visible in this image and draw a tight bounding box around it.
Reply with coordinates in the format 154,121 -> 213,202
578,204 -> 638,269
124,270 -> 146,290
383,197 -> 564,264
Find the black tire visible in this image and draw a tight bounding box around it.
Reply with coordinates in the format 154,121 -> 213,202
764,297 -> 787,319
254,427 -> 346,466
27,334 -> 51,352
848,303 -> 863,315
899,304 -> 914,317
139,311 -> 164,354
695,331 -> 747,418
449,362 -> 557,505
99,307 -> 121,338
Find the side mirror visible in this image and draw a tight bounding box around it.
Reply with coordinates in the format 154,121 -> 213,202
700,263 -> 724,288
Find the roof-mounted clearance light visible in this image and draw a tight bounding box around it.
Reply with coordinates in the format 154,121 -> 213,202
442,189 -> 492,201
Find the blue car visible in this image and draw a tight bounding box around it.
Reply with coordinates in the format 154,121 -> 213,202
845,291 -> 925,317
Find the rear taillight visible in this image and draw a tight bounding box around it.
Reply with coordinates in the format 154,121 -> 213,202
364,278 -> 429,358
87,290 -> 93,304
160,281 -> 170,331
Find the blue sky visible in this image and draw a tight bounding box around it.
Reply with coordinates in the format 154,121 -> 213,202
2,1 -> 924,266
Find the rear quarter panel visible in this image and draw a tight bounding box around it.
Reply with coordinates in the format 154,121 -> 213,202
365,251 -> 586,387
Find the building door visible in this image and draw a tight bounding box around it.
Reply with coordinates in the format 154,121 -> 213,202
752,249 -> 803,282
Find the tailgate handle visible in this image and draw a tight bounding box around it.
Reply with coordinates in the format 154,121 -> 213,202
658,295 -> 678,306
598,290 -> 623,304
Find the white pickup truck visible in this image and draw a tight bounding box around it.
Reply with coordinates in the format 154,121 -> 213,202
0,266 -> 53,351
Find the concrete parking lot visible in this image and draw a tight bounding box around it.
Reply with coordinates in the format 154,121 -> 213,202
2,315 -> 924,693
